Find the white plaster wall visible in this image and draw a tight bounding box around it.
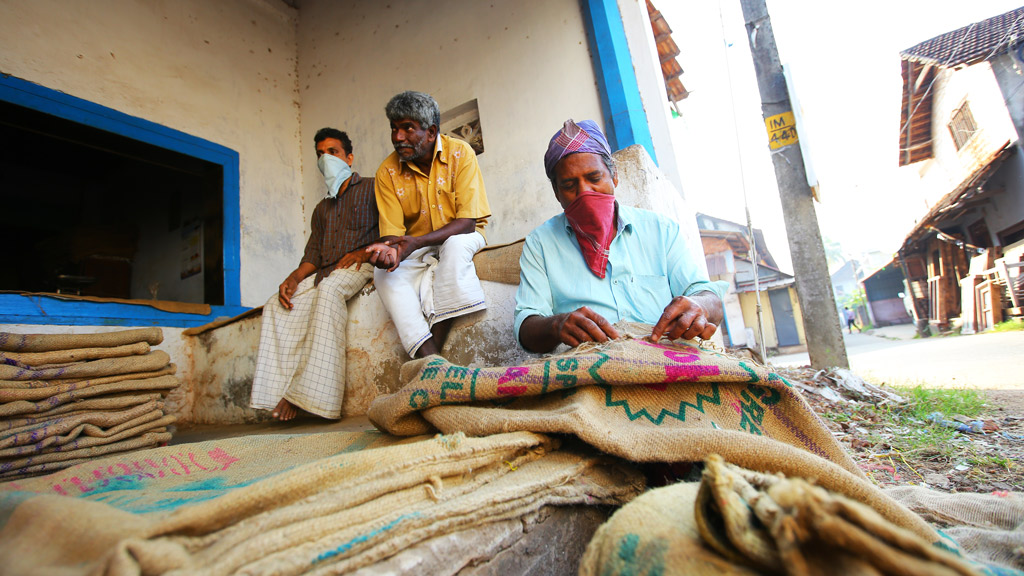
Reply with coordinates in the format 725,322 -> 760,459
919,63 -> 1019,207
617,0 -> 683,193
991,53 -> 1024,141
0,0 -> 304,307
986,153 -> 1024,241
296,0 -> 605,244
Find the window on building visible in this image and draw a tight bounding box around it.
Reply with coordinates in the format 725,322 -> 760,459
948,101 -> 978,150
0,101 -> 225,305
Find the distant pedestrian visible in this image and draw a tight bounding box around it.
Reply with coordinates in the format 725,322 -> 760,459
844,307 -> 860,334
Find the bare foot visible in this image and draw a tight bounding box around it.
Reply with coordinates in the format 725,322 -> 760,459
271,398 -> 299,421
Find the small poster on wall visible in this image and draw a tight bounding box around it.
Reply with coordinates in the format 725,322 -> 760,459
180,220 -> 203,280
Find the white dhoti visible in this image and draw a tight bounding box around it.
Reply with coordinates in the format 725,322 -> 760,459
249,264 -> 374,419
374,231 -> 487,356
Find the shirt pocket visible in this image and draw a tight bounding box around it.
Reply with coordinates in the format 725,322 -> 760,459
633,274 -> 674,310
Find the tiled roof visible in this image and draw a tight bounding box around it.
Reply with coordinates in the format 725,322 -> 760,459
646,0 -> 689,103
897,6 -> 1024,166
901,7 -> 1024,67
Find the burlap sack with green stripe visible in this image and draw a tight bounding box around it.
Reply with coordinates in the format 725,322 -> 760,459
0,327 -> 163,353
885,486 -> 1024,572
369,337 -> 852,466
368,336 -> 954,536
579,455 -> 1017,576
0,430 -> 641,575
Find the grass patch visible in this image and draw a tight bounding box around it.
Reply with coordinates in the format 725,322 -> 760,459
819,386 -> 989,462
890,385 -> 986,421
991,319 -> 1024,333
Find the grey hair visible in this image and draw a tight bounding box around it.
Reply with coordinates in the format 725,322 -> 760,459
385,91 -> 441,130
548,153 -> 617,190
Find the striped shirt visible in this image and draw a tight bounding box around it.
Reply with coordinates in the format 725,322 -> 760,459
301,172 -> 380,286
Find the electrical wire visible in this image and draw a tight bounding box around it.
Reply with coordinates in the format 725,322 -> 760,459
718,0 -> 767,362
899,10 -> 1024,144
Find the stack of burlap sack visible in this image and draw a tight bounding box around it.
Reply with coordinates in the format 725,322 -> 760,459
0,328 -> 178,481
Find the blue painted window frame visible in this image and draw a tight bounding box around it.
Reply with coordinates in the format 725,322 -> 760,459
0,75 -> 248,327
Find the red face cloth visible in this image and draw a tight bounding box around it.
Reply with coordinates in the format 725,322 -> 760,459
564,191 -> 617,279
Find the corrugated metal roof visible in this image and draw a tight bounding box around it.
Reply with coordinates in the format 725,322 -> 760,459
646,0 -> 689,103
901,7 -> 1024,67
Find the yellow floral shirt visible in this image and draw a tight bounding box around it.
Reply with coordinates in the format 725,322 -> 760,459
374,134 -> 490,239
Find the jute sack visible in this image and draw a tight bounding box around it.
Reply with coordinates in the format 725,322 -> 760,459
581,455 -> 993,576
886,486 -> 1024,571
0,409 -> 170,458
0,431 -> 173,481
0,350 -> 171,381
0,393 -> 164,431
368,336 -> 942,536
0,342 -> 150,369
0,430 -> 642,575
0,366 -> 177,400
0,399 -> 163,449
472,239 -> 524,285
0,418 -> 174,470
0,374 -> 179,418
0,328 -> 163,353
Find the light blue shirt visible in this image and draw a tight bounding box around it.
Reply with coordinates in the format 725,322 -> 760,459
514,204 -> 727,344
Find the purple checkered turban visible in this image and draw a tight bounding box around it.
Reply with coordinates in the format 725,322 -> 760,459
543,119 -> 612,179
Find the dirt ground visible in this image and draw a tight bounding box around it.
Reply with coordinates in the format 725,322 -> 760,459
776,365 -> 1024,494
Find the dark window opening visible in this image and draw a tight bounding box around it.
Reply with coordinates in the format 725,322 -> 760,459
967,218 -> 993,249
0,101 -> 224,305
999,219 -> 1024,247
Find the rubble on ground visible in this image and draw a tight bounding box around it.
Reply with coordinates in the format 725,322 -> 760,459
771,364 -> 1024,494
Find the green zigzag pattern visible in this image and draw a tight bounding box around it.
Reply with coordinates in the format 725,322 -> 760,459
598,382 -> 722,425
590,351 -> 723,425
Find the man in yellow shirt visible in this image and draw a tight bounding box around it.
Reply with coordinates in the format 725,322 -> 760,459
366,91 -> 492,358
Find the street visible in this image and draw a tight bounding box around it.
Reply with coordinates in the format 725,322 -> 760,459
771,327 -> 1024,391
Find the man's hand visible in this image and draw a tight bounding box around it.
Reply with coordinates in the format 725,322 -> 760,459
554,307 -> 620,348
335,249 -> 369,270
366,236 -> 422,272
519,307 -> 620,353
278,276 -> 299,310
650,295 -> 718,342
365,242 -> 400,271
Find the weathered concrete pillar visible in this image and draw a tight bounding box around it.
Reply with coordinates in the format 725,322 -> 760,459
739,0 -> 849,369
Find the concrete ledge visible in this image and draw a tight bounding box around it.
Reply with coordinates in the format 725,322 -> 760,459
186,279 -> 539,425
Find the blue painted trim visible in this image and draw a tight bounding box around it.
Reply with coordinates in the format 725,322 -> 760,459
0,295 -> 249,329
0,74 -> 246,324
581,0 -> 657,162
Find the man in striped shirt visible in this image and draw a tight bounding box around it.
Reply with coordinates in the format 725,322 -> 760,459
250,128 -> 379,421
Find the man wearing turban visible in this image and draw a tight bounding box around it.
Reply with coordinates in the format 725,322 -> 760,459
515,119 -> 726,353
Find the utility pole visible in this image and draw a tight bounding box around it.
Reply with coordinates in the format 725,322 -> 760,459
738,0 -> 848,370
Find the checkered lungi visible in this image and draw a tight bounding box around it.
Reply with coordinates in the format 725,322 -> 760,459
250,264 -> 373,419
374,232 -> 487,357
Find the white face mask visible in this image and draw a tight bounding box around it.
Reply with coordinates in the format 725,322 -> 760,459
317,153 -> 352,198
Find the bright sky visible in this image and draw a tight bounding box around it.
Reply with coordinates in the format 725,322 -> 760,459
660,0 -> 1023,275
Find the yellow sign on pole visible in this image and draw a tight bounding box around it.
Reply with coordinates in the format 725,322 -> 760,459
765,111 -> 798,150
